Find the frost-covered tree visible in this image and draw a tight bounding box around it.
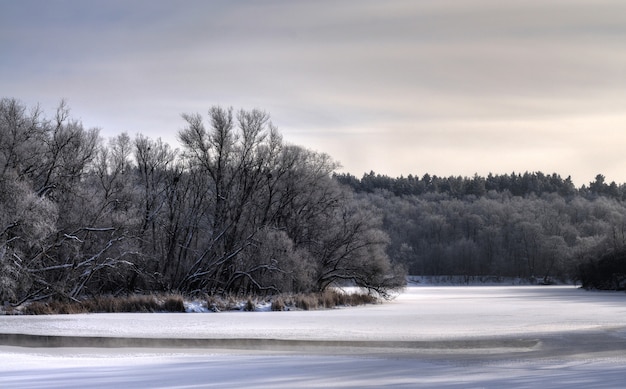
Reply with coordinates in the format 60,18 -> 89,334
175,106 -> 404,295
0,99 -> 404,302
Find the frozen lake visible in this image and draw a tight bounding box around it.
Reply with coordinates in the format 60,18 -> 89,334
1,286 -> 625,388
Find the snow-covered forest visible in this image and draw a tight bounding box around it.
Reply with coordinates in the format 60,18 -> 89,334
0,98 -> 404,305
2,97 -> 625,306
336,172 -> 626,286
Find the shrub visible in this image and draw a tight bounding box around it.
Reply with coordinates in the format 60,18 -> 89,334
206,295 -> 222,312
578,249 -> 626,290
244,297 -> 255,311
116,295 -> 159,312
345,291 -> 378,306
275,289 -> 377,311
163,295 -> 186,312
270,297 -> 285,311
19,290 -> 378,315
320,290 -> 338,308
22,301 -> 54,315
22,294 -> 189,314
294,294 -> 316,310
205,294 -> 244,311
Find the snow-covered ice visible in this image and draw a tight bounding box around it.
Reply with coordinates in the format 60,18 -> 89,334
1,285 -> 625,388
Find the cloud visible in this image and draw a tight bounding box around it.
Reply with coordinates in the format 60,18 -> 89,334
2,0 -> 626,185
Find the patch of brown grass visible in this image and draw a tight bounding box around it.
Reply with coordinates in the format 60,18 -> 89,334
270,296 -> 285,311
19,289 -> 378,315
270,289 -> 378,311
22,294 -> 187,315
162,295 -> 186,312
244,297 -> 256,312
293,294 -> 317,310
23,300 -> 87,315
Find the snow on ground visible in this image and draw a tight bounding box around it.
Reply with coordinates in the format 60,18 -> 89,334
1,285 -> 625,388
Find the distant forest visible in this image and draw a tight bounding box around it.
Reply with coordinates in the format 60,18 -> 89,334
1,98 -> 623,306
335,171 -> 626,288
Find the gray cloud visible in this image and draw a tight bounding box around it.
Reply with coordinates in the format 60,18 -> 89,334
2,0 -> 626,185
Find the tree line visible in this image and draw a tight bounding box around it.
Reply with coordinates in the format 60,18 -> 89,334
337,170 -> 622,199
0,99 -> 404,305
2,97 -> 622,306
336,172 -> 626,287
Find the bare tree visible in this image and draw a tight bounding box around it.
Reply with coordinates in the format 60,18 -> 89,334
175,106 -> 403,295
0,100 -> 404,302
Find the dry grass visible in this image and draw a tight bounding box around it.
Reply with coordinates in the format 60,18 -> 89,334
17,289 -> 377,315
244,297 -> 256,312
271,289 -> 378,311
205,294 -> 245,312
162,295 -> 186,312
23,300 -> 87,315
270,296 -> 286,311
22,294 -> 186,315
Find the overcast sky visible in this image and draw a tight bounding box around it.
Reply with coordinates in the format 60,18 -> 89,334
2,0 -> 626,185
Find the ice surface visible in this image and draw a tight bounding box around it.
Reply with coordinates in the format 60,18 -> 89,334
1,285 -> 625,388
1,286 -> 624,341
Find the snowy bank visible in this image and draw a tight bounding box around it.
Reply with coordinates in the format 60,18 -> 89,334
1,286 -> 625,388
